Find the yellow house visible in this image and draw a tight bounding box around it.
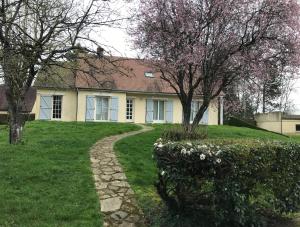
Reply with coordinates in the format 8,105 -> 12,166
255,112 -> 300,134
32,58 -> 224,125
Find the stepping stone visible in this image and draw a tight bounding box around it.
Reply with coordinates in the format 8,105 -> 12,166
119,222 -> 136,227
101,197 -> 122,212
113,173 -> 127,180
101,175 -> 112,181
111,210 -> 128,221
111,181 -> 129,188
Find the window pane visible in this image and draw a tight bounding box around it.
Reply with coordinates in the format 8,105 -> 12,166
126,99 -> 133,120
153,100 -> 158,120
159,101 -> 164,120
96,97 -> 109,120
52,96 -> 62,119
103,98 -> 108,120
296,125 -> 300,131
96,97 -> 102,120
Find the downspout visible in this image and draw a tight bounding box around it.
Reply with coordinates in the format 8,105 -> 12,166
76,88 -> 79,121
281,112 -> 283,134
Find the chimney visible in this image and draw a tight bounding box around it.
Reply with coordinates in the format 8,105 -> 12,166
97,46 -> 104,58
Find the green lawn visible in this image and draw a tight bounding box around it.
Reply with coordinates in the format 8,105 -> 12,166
0,121 -> 140,227
114,124 -> 300,226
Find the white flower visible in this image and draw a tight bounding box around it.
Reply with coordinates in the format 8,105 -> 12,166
161,170 -> 165,176
181,148 -> 187,154
154,143 -> 158,147
186,142 -> 192,146
216,158 -> 221,163
157,143 -> 164,148
197,144 -> 207,149
190,148 -> 194,153
200,154 -> 206,160
216,150 -> 222,156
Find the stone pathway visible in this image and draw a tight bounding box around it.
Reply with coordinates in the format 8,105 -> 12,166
90,125 -> 153,227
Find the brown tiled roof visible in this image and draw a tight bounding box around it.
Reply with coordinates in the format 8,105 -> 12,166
34,56 -> 224,96
34,63 -> 76,89
34,57 -> 177,94
0,85 -> 37,112
75,57 -> 176,94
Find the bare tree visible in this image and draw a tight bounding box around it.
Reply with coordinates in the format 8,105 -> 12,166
0,0 -> 119,144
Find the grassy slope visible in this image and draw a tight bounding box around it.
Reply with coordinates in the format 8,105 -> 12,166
0,121 -> 140,227
115,125 -> 300,214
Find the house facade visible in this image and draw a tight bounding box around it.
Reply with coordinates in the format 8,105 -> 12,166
31,58 -> 224,125
255,112 -> 300,134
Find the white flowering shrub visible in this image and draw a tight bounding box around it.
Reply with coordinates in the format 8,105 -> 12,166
153,139 -> 300,226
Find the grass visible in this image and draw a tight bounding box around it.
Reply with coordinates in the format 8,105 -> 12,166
0,121 -> 140,227
114,124 -> 300,226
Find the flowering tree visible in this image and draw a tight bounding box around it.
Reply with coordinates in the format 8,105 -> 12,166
0,0 -> 118,144
132,0 -> 300,132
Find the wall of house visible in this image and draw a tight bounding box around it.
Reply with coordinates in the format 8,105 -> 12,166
256,122 -> 282,134
33,88 -> 220,125
126,93 -> 219,125
255,112 -> 282,133
208,99 -> 219,125
76,90 -> 127,122
255,112 -> 300,134
127,93 -> 182,124
282,120 -> 300,134
33,89 -> 77,121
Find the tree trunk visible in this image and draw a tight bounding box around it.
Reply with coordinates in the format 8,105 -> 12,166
191,102 -> 209,132
8,107 -> 24,144
262,83 -> 266,113
182,101 -> 192,133
6,89 -> 25,144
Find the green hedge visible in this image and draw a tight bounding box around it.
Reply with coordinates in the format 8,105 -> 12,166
225,116 -> 259,129
0,113 -> 35,125
154,139 -> 300,226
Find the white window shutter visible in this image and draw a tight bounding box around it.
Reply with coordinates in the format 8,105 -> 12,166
40,96 -> 53,120
85,96 -> 95,121
110,97 -> 119,122
166,100 -> 173,123
146,99 -> 154,123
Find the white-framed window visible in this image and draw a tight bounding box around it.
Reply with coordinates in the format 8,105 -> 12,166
153,100 -> 165,122
52,95 -> 62,119
296,124 -> 300,132
144,72 -> 154,78
126,98 -> 134,121
95,97 -> 109,121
